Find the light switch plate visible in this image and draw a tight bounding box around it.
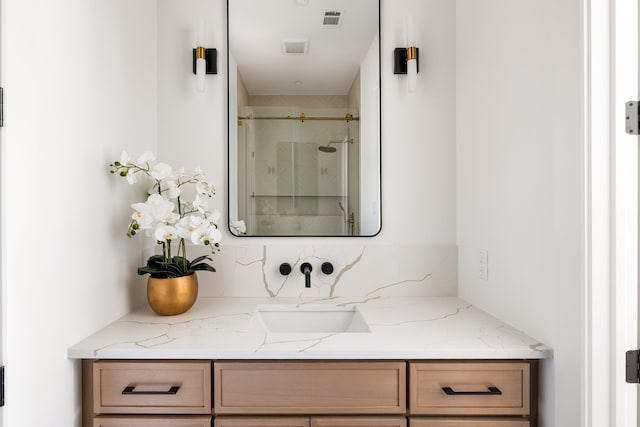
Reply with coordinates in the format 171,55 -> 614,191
476,248 -> 488,281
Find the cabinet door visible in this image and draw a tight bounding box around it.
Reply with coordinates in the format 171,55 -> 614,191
311,416 -> 407,427
214,362 -> 406,414
93,415 -> 212,427
409,418 -> 529,427
409,361 -> 533,416
214,416 -> 309,427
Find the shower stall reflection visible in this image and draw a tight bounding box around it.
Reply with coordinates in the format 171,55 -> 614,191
236,106 -> 359,236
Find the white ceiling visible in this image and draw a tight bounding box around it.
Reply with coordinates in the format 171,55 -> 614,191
229,0 -> 378,96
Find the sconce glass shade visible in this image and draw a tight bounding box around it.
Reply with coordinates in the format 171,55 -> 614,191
406,15 -> 414,46
393,15 -> 419,89
196,51 -> 206,92
191,17 -> 217,90
196,18 -> 206,92
406,46 -> 418,93
405,16 -> 417,93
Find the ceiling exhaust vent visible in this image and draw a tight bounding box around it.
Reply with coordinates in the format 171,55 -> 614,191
281,39 -> 309,55
322,10 -> 344,28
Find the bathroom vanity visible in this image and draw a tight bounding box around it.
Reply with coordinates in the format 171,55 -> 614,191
70,297 -> 550,427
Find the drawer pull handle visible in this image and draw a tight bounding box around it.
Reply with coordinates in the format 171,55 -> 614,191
122,385 -> 180,395
442,386 -> 502,396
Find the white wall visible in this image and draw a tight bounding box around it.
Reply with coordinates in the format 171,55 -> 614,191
379,0 -> 457,245
156,0 -> 457,247
456,1 -> 584,426
0,0 -> 586,425
157,0 -> 225,191
2,0 -> 158,425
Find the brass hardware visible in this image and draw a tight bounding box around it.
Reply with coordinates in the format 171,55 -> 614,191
196,46 -> 206,59
237,115 -> 359,122
407,46 -> 418,60
237,120 -> 243,126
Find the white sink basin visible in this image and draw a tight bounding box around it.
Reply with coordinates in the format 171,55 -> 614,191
247,305 -> 370,333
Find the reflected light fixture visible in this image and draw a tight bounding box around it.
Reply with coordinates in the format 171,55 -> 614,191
192,18 -> 217,92
393,15 -> 419,93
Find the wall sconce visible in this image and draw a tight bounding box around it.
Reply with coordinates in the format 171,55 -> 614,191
192,18 -> 217,92
393,16 -> 419,93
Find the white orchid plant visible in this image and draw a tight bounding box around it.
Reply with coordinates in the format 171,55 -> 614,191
110,151 -> 224,278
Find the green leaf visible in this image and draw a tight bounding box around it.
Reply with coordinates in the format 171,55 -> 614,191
138,254 -> 216,278
189,255 -> 212,266
146,255 -> 166,266
190,263 -> 216,273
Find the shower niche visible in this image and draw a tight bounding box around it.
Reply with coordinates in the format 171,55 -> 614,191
228,0 -> 380,237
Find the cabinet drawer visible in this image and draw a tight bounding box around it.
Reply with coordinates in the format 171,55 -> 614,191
93,415 -> 212,426
214,417 -> 309,427
312,416 -> 407,427
214,362 -> 406,414
213,416 -> 407,427
409,362 -> 532,416
410,418 -> 529,427
90,360 -> 212,414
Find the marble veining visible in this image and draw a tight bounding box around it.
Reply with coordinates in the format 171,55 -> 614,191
74,244 -> 548,360
157,244 -> 458,298
68,296 -> 552,360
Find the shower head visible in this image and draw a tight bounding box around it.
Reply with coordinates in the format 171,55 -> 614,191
318,145 -> 337,153
318,137 -> 353,153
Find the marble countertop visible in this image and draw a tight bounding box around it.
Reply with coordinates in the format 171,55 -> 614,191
68,296 -> 552,360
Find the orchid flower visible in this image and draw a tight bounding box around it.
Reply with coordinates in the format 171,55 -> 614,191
110,152 -> 224,278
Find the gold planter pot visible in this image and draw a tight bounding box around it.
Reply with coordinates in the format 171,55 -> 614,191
147,273 -> 198,316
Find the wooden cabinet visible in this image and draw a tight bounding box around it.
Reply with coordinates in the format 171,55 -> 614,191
409,361 -> 537,425
214,416 -> 309,427
409,418 -> 529,427
83,360 -> 212,427
311,416 -> 407,427
93,415 -> 213,427
83,359 -> 537,427
214,417 -> 407,427
409,361 -> 533,416
214,361 -> 406,415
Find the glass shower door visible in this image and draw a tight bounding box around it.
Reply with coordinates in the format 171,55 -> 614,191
240,106 -> 355,236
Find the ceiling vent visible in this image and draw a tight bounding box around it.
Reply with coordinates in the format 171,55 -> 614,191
322,10 -> 344,28
281,39 -> 309,55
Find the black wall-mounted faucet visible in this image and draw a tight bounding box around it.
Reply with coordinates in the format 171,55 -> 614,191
280,262 -> 332,288
300,262 -> 313,288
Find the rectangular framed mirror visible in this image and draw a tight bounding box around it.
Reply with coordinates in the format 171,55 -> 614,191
228,0 -> 380,236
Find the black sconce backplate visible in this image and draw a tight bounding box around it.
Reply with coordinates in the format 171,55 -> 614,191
394,47 -> 419,74
192,48 -> 218,74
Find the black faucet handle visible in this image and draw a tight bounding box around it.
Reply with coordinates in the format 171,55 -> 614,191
279,263 -> 292,276
321,262 -> 334,275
